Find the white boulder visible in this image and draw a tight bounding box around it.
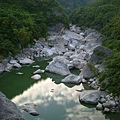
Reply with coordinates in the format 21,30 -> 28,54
61,74 -> 81,84
31,74 -> 41,80
45,60 -> 70,76
19,58 -> 34,65
33,69 -> 45,74
79,90 -> 101,104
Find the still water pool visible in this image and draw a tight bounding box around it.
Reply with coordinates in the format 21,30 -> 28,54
0,59 -> 120,120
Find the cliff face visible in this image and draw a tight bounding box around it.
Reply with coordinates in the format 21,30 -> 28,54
0,91 -> 23,120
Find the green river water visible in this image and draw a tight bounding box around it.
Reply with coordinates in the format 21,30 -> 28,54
0,58 -> 120,120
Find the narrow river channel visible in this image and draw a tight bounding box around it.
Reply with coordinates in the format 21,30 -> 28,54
0,59 -> 120,120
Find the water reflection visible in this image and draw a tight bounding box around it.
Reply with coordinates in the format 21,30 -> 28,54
12,78 -> 111,120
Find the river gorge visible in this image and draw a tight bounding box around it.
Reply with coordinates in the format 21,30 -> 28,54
0,25 -> 120,120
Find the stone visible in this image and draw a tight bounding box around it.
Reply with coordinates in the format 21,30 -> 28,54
45,60 -> 70,76
90,81 -> 99,89
19,58 -> 34,65
16,72 -> 23,75
99,97 -> 106,103
89,46 -> 112,65
42,48 -> 53,57
13,63 -> 22,68
5,63 -> 13,72
72,59 -> 86,69
68,44 -> 75,50
96,103 -> 103,110
82,79 -> 87,83
109,100 -> 117,107
22,103 -> 39,116
31,74 -> 41,80
103,101 -> 111,108
82,63 -> 98,79
54,44 -> 66,54
0,91 -> 23,120
9,60 -> 17,64
79,90 -> 101,104
104,108 -> 110,113
61,74 -> 81,84
32,65 -> 40,68
33,69 -> 45,74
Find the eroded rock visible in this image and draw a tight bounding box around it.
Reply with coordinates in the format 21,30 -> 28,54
0,92 -> 23,120
79,90 -> 101,104
61,74 -> 81,84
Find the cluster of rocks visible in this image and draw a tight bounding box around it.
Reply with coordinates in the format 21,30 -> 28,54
0,58 -> 34,74
96,94 -> 120,113
79,90 -> 120,113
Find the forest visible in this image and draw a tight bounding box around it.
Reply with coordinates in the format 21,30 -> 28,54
58,0 -> 94,9
0,0 -> 68,56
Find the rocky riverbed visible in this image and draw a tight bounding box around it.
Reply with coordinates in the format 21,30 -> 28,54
0,25 -> 120,119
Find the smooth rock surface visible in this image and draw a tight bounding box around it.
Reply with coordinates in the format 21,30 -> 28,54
0,92 -> 23,120
96,103 -> 103,110
61,74 -> 81,84
45,60 -> 71,76
79,90 -> 101,104
33,69 -> 45,74
19,58 -> 34,65
82,63 -> 98,79
31,74 -> 41,80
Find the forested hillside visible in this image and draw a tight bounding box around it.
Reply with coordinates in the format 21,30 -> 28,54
70,0 -> 120,95
58,0 -> 95,9
0,0 -> 68,56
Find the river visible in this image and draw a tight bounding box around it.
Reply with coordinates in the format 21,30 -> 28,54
0,59 -> 120,120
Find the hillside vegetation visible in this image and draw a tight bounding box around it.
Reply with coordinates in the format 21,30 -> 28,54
58,0 -> 95,9
0,0 -> 68,56
70,0 -> 120,95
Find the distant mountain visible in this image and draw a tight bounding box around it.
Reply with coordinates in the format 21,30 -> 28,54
57,0 -> 95,9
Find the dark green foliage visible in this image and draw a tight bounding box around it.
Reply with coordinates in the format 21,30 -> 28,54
99,52 -> 120,95
58,0 -> 95,9
0,0 -> 68,56
70,0 -> 120,40
70,0 -> 120,95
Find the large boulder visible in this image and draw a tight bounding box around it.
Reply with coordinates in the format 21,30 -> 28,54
4,63 -> 13,72
89,46 -> 112,65
31,74 -> 41,80
82,63 -> 98,79
64,30 -> 84,40
0,91 -> 23,120
61,74 -> 81,84
45,60 -> 71,76
42,48 -> 54,57
13,63 -> 22,68
79,90 -> 101,104
19,58 -> 34,65
54,44 -> 66,54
